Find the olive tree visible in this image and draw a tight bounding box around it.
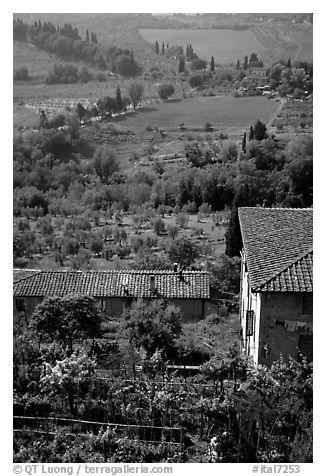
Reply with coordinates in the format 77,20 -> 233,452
128,81 -> 144,109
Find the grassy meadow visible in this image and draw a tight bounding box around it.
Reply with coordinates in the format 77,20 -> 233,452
139,28 -> 264,64
139,22 -> 313,65
110,95 -> 280,135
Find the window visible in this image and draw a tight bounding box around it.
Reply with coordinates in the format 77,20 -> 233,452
15,299 -> 25,312
275,319 -> 285,327
246,310 -> 254,336
302,294 -> 313,315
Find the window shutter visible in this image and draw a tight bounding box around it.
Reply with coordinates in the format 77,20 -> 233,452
246,310 -> 254,336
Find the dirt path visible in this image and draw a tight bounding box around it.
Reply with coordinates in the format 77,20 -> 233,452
266,97 -> 287,129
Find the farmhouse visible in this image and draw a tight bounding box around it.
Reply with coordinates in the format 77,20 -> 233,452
13,269 -> 210,324
238,207 -> 313,366
249,67 -> 267,79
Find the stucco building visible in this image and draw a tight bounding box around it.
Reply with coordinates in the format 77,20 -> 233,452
238,207 -> 313,366
14,269 -> 210,324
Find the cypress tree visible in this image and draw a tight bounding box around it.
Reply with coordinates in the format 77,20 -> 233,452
189,44 -> 193,59
225,205 -> 243,257
249,126 -> 254,141
155,40 -> 159,54
162,42 -> 165,55
116,85 -> 123,111
242,132 -> 247,152
243,55 -> 248,70
86,29 -> 89,42
287,58 -> 292,69
178,57 -> 185,73
253,119 -> 267,141
210,56 -> 215,71
236,59 -> 240,70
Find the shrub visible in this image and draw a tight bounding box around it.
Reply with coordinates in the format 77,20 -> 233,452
190,58 -> 207,71
168,237 -> 200,267
189,75 -> 203,89
152,216 -> 166,235
14,66 -> 30,81
176,212 -> 189,228
114,55 -> 141,77
158,83 -> 175,100
204,122 -> 213,132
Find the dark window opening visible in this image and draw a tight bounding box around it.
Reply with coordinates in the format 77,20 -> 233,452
16,299 -> 25,312
275,319 -> 285,327
302,294 -> 313,315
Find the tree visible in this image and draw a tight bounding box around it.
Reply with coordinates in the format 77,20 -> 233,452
79,65 -> 92,82
249,125 -> 254,141
115,55 -> 140,77
62,236 -> 80,256
168,237 -> 200,267
90,235 -> 104,256
243,55 -> 248,70
189,74 -> 203,89
236,59 -> 240,70
220,141 -> 239,162
122,299 -> 182,359
242,131 -> 247,152
39,110 -> 49,129
285,157 -> 313,206
178,57 -> 185,73
197,202 -> 212,221
287,58 -> 292,69
128,81 -> 144,109
167,224 -> 179,240
66,113 -> 80,142
112,227 -> 127,245
154,40 -> 159,54
93,148 -> 120,183
210,56 -> 215,72
14,66 -> 30,81
76,102 -> 86,124
190,58 -> 207,71
158,83 -> 175,100
225,205 -> 242,257
30,295 -> 102,355
204,122 -> 213,132
249,52 -> 259,66
152,216 -> 166,235
116,85 -> 123,111
40,352 -> 96,414
253,119 -> 267,141
175,212 -> 189,229
161,41 -> 165,55
86,29 -> 89,42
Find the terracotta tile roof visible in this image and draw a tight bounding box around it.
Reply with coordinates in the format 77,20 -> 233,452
238,207 -> 313,292
13,268 -> 42,282
13,270 -> 210,299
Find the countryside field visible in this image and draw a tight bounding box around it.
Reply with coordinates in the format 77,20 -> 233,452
112,95 -> 280,135
13,42 -> 60,82
139,22 -> 313,65
139,28 -> 264,64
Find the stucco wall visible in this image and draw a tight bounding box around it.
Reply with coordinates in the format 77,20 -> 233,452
239,253 -> 312,366
14,296 -> 207,323
258,292 -> 313,365
239,255 -> 259,362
